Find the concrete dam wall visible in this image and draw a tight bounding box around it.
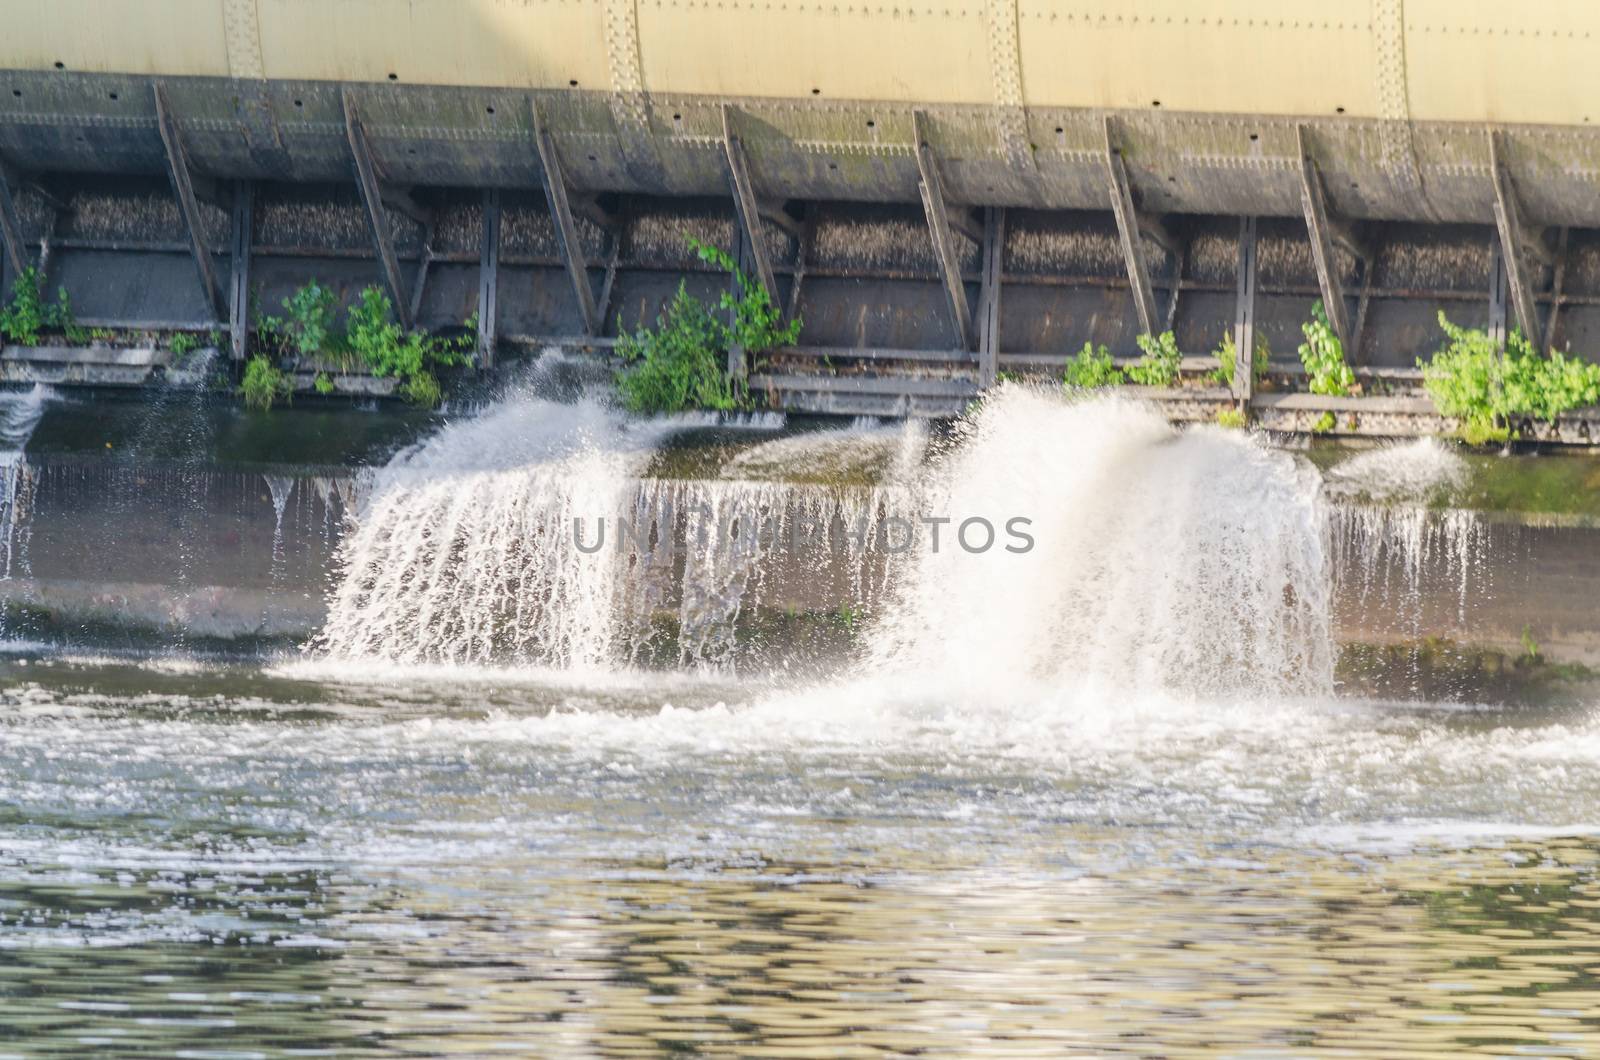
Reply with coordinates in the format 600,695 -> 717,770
0,1 -> 1599,426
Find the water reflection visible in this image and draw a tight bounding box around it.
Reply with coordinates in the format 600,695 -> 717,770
8,839 -> 1600,1055
4,658 -> 1600,1054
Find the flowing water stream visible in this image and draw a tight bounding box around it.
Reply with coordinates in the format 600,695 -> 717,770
4,381 -> 1600,1055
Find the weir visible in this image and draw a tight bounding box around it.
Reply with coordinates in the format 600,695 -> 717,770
1,376 -> 1595,704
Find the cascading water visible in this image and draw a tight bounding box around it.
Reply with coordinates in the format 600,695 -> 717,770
316,382 -> 1344,698
0,385 -> 57,582
864,388 -> 1335,699
1323,439 -> 1488,633
315,391 -> 674,672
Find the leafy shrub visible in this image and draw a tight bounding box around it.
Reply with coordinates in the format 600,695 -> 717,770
1215,407 -> 1248,429
616,237 -> 802,414
1421,312 -> 1600,443
344,287 -> 473,407
1126,331 -> 1182,387
0,267 -> 78,346
1298,300 -> 1356,396
252,282 -> 472,408
691,238 -> 801,357
1212,331 -> 1270,388
170,332 -> 200,363
260,281 -> 340,360
240,355 -> 292,411
617,283 -> 736,413
313,371 -> 335,395
1311,411 -> 1337,434
1062,342 -> 1123,389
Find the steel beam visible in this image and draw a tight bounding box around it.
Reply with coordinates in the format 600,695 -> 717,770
0,160 -> 28,285
1297,126 -> 1353,353
227,180 -> 252,361
1103,117 -> 1161,336
341,87 -> 411,330
913,110 -> 974,350
154,81 -> 224,322
978,206 -> 1004,388
721,104 -> 779,308
533,101 -> 601,336
1489,132 -> 1543,342
1232,216 -> 1258,403
478,188 -> 500,368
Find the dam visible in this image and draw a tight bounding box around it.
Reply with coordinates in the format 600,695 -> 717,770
5,3 -> 1600,1057
1,1 -> 1600,429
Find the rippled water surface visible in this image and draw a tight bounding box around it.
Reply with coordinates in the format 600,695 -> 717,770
5,652 -> 1600,1056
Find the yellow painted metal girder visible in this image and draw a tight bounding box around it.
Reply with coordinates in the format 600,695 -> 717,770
7,0 -> 1600,132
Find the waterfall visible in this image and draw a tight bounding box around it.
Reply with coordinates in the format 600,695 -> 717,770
1322,439 -> 1488,637
864,388 -> 1335,698
317,383 -> 1501,700
0,385 -> 56,582
315,390 -> 685,671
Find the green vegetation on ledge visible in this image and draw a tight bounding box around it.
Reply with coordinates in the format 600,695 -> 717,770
616,237 -> 801,414
1298,300 -> 1356,397
1421,312 -> 1600,445
252,282 -> 475,409
1126,331 -> 1182,386
0,267 -> 82,346
1062,342 -> 1122,389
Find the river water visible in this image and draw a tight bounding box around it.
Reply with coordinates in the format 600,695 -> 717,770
4,381 -> 1600,1055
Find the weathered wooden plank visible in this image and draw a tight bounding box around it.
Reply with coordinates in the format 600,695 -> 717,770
341,87 -> 411,330
0,160 -> 27,283
154,81 -> 224,321
227,180 -> 252,361
477,188 -> 500,368
533,101 -> 600,336
1544,225 -> 1570,353
978,206 -> 1004,387
750,372 -> 979,397
1102,116 -> 1160,336
720,104 -> 779,307
1297,126 -> 1352,353
1233,216 -> 1258,403
1489,132 -> 1542,342
913,110 -> 973,350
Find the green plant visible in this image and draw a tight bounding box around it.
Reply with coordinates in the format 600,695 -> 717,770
1126,331 -> 1182,387
690,238 -> 801,360
343,286 -> 473,406
240,355 -> 292,411
265,281 -> 340,361
1298,300 -> 1356,396
1062,342 -> 1123,389
313,371 -> 335,395
0,267 -> 79,346
1420,313 -> 1600,443
1215,407 -> 1248,429
400,370 -> 442,407
617,283 -> 737,413
1311,410 -> 1336,434
1213,331 -> 1270,388
170,332 -> 200,362
616,238 -> 803,414
1520,624 -> 1542,663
